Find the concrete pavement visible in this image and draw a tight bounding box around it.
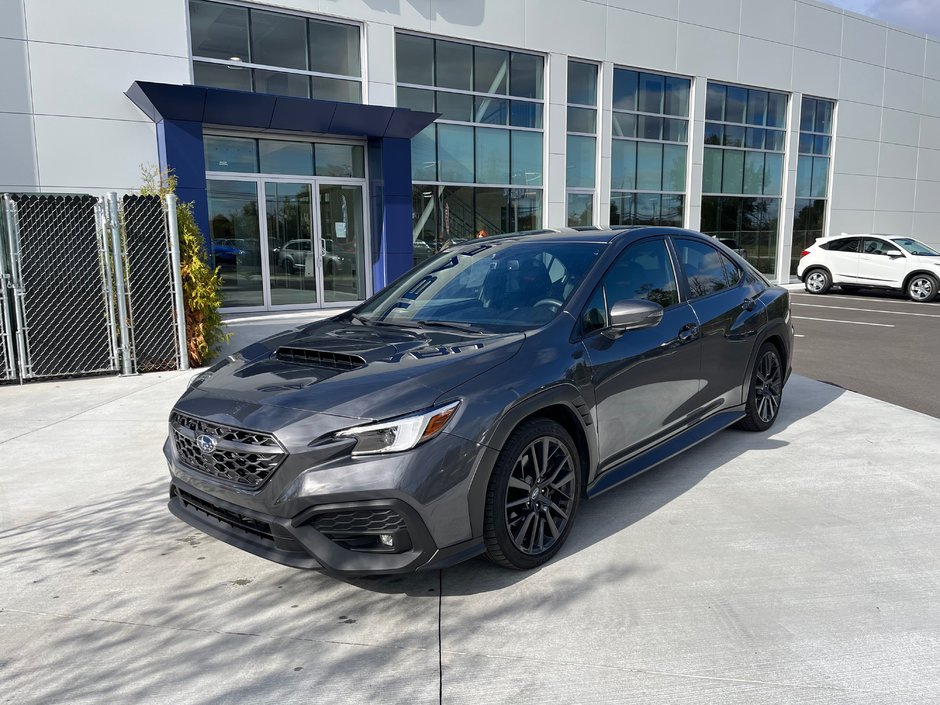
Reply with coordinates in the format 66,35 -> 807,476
2,357 -> 940,702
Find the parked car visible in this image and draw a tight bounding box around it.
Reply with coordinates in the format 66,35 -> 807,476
165,228 -> 793,576
798,233 -> 940,302
273,238 -> 347,276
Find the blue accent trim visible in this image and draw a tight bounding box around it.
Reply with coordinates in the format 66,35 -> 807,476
126,81 -> 438,289
586,410 -> 746,498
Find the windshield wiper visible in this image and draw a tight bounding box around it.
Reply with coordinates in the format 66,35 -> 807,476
414,320 -> 487,334
350,313 -> 373,325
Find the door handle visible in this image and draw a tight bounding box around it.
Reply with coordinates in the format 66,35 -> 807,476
678,323 -> 699,343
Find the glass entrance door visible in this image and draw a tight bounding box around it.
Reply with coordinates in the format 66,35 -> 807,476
265,181 -> 318,307
318,184 -> 366,303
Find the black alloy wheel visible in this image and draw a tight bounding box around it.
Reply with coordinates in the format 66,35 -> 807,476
484,419 -> 581,569
737,342 -> 783,432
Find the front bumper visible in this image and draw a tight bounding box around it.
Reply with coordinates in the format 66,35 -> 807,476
163,423 -> 488,576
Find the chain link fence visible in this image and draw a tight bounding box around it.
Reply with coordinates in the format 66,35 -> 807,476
0,192 -> 187,384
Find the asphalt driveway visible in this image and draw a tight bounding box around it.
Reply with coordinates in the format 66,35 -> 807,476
2,367 -> 940,704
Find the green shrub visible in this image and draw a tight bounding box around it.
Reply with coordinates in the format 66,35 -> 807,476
140,166 -> 229,366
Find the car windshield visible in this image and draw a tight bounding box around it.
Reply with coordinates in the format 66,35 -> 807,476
355,239 -> 604,333
891,238 -> 940,256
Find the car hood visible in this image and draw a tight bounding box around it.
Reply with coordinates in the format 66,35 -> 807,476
181,318 -> 525,421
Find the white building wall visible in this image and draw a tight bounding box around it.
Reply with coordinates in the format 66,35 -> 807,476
2,0 -> 940,249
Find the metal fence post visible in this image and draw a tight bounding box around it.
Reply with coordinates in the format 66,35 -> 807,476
106,192 -> 134,375
95,198 -> 120,373
3,195 -> 30,381
0,195 -> 18,382
165,194 -> 189,371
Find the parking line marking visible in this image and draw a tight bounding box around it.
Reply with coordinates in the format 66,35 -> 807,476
794,303 -> 940,319
793,316 -> 894,328
792,293 -> 927,306
795,334 -> 806,338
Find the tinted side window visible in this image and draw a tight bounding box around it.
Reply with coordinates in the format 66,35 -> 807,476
722,255 -> 743,287
674,239 -> 729,299
604,239 -> 679,309
826,238 -> 860,253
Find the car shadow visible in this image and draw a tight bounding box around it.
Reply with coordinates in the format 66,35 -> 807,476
349,376 -> 845,596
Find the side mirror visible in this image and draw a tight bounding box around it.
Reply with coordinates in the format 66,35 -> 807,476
883,249 -> 904,257
605,299 -> 664,338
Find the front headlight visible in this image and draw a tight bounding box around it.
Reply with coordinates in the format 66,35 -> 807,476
337,401 -> 460,456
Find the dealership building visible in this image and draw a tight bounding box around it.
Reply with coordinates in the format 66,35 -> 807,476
3,0 -> 940,311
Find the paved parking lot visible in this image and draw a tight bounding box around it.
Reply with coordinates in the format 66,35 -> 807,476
3,357 -> 940,703
789,287 -> 940,418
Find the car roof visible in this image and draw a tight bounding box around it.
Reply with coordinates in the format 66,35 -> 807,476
477,226 -> 713,246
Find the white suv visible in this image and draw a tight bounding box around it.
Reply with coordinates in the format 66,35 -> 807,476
797,234 -> 940,303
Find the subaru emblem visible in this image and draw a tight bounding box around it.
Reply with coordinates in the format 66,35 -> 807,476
196,434 -> 218,453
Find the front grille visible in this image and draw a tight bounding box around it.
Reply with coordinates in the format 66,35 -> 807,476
170,411 -> 285,489
276,346 -> 366,370
312,508 -> 407,535
174,487 -> 276,543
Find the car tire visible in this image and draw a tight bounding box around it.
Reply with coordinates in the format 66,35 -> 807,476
736,342 -> 784,433
906,274 -> 939,303
483,419 -> 581,570
281,257 -> 295,274
804,268 -> 831,295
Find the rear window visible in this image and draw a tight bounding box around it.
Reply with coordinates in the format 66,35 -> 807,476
823,238 -> 860,253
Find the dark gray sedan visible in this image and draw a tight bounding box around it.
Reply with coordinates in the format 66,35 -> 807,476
165,227 -> 793,576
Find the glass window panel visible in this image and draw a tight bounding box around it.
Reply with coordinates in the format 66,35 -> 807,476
611,140 -> 637,190
475,96 -> 510,125
663,118 -> 688,143
662,143 -> 687,192
664,76 -> 690,117
437,92 -> 474,122
259,140 -> 313,175
811,156 -> 829,198
815,100 -> 833,134
675,239 -> 732,298
193,61 -> 252,91
612,69 -> 638,111
435,40 -> 472,91
604,239 -> 679,307
474,46 -> 509,94
205,135 -> 257,172
610,192 -> 636,226
723,124 -> 744,148
567,106 -> 596,134
309,19 -> 360,77
567,61 -> 598,106
638,72 -> 665,114
396,33 -> 433,86
190,0 -> 249,61
661,195 -> 683,226
704,122 -> 723,145
636,142 -> 663,191
566,134 -> 596,189
763,152 -> 783,196
703,147 -> 722,194
474,187 -> 509,235
438,124 -> 474,182
412,185 -> 440,259
745,127 -> 765,150
706,83 -> 726,121
510,101 -> 543,128
411,125 -> 437,181
767,93 -> 787,128
439,186 -> 475,243
635,193 -> 661,225
746,90 -> 767,126
398,86 -> 435,112
250,9 -> 306,70
722,149 -> 745,194
509,188 -> 543,232
312,76 -> 361,103
796,155 -> 813,198
638,115 -> 663,140
252,69 -> 309,98
800,98 -> 816,132
743,151 -> 764,194
207,178 -> 262,307
814,135 -> 831,156
475,127 -> 510,184
612,112 -> 637,138
315,143 -> 364,177
766,129 -> 786,152
510,52 -> 543,99
725,86 -> 747,124
799,133 -> 814,154
567,192 -> 594,227
511,130 -> 543,186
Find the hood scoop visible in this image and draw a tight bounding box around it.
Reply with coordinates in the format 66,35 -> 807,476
275,346 -> 366,370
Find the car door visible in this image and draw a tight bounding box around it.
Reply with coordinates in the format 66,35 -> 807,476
822,237 -> 862,283
858,237 -> 907,286
581,237 -> 703,472
672,237 -> 765,413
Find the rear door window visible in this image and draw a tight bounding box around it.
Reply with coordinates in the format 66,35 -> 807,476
673,239 -> 733,299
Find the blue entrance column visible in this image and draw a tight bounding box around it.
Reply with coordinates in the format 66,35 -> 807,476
126,81 -> 437,290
